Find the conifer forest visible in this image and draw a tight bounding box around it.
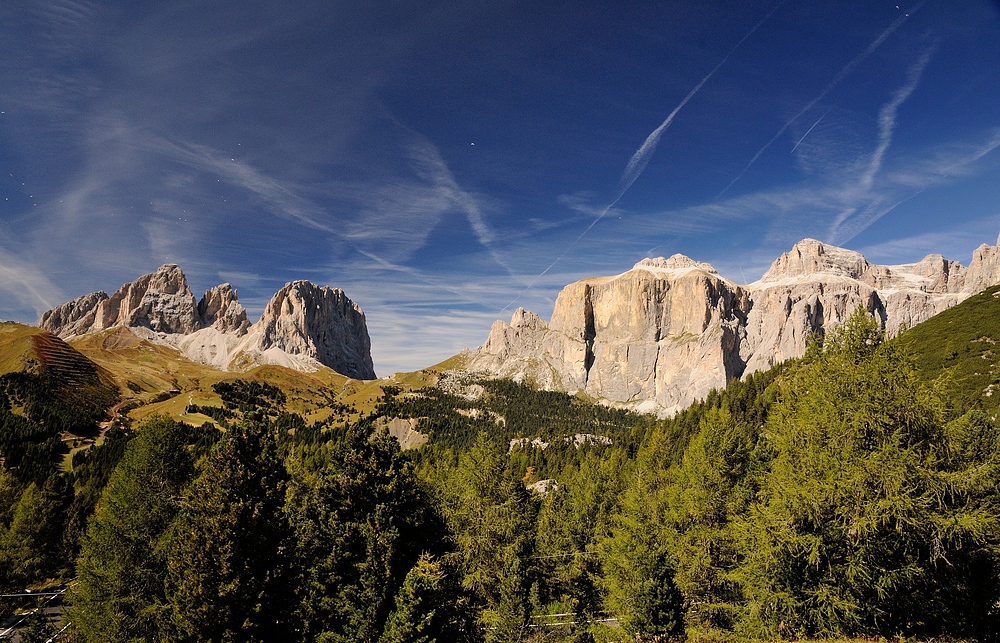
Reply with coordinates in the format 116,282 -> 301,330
2,309 -> 1000,642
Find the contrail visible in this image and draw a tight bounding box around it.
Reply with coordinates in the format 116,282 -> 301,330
790,109 -> 830,154
829,43 -> 938,241
614,0 -> 785,203
716,0 -> 932,198
499,2 -> 784,314
859,43 -> 935,190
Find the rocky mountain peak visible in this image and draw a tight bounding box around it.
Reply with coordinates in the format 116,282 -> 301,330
254,281 -> 376,380
631,255 -> 718,275
198,283 -> 250,335
97,264 -> 201,335
760,238 -> 870,282
470,233 -> 1000,416
40,264 -> 201,336
145,264 -> 187,294
509,307 -> 545,330
39,290 -> 110,337
967,238 -> 1000,294
39,268 -> 376,380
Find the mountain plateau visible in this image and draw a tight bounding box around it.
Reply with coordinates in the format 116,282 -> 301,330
465,235 -> 1000,415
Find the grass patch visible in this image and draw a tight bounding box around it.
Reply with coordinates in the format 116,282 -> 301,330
899,284 -> 1000,417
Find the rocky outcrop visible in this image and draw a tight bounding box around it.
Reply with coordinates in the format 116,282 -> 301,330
253,281 -> 375,380
94,264 -> 201,334
469,236 -> 1000,415
739,241 -> 968,374
198,283 -> 250,335
966,233 -> 1000,294
39,265 -> 202,337
39,291 -> 110,337
470,255 -> 751,413
39,266 -> 376,380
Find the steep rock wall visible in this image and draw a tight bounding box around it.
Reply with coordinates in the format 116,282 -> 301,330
469,236 -> 1000,415
38,267 -> 376,379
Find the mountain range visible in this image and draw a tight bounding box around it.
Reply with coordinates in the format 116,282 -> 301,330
34,233 -> 1000,415
38,264 -> 376,380
463,235 -> 1000,414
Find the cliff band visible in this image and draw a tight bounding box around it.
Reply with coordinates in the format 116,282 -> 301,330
468,236 -> 1000,415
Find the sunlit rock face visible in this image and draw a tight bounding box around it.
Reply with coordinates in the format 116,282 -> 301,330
470,236 -> 1000,416
39,291 -> 110,338
41,264 -> 203,336
253,280 -> 375,380
470,255 -> 751,415
39,266 -> 376,380
966,233 -> 1000,294
198,283 -> 251,335
739,239 -> 968,374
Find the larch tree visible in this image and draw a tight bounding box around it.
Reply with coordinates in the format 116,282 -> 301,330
735,308 -> 1000,639
70,415 -> 195,642
285,427 -> 447,643
445,433 -> 537,643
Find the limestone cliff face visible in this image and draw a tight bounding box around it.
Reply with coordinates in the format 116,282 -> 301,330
470,255 -> 751,413
253,281 -> 375,380
966,234 -> 1000,294
740,241 -> 968,374
39,291 -> 110,337
39,267 -> 376,379
479,308 -> 587,390
470,236 -> 1000,415
198,283 -> 251,335
40,265 -> 203,337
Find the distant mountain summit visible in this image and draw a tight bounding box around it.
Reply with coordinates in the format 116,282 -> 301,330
467,234 -> 1000,415
40,265 -> 376,380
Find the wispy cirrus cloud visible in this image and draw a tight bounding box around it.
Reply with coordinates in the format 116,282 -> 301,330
856,217 -> 1000,266
887,129 -> 1000,187
0,244 -> 63,318
500,2 -> 785,311
616,1 -> 785,205
828,131 -> 1000,246
569,124 -> 1000,283
827,43 -> 937,239
355,124 -> 515,276
861,44 -> 937,191
152,138 -> 337,234
718,0 -> 932,197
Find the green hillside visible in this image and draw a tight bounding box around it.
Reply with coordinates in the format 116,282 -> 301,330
899,284 -> 1000,417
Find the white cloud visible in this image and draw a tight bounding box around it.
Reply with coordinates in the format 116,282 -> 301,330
718,1 -> 930,197
860,45 -> 935,191
0,245 -> 64,319
857,216 -> 1000,265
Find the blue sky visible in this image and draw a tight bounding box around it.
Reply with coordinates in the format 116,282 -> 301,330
1,0 -> 998,375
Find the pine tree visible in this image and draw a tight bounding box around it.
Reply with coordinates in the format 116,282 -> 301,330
0,466 -> 22,590
286,427 -> 445,642
598,441 -> 684,640
530,459 -> 616,630
0,466 -> 19,528
662,407 -> 757,628
70,415 -> 195,642
164,416 -> 291,642
379,553 -> 474,643
0,481 -> 60,586
445,433 -> 537,642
